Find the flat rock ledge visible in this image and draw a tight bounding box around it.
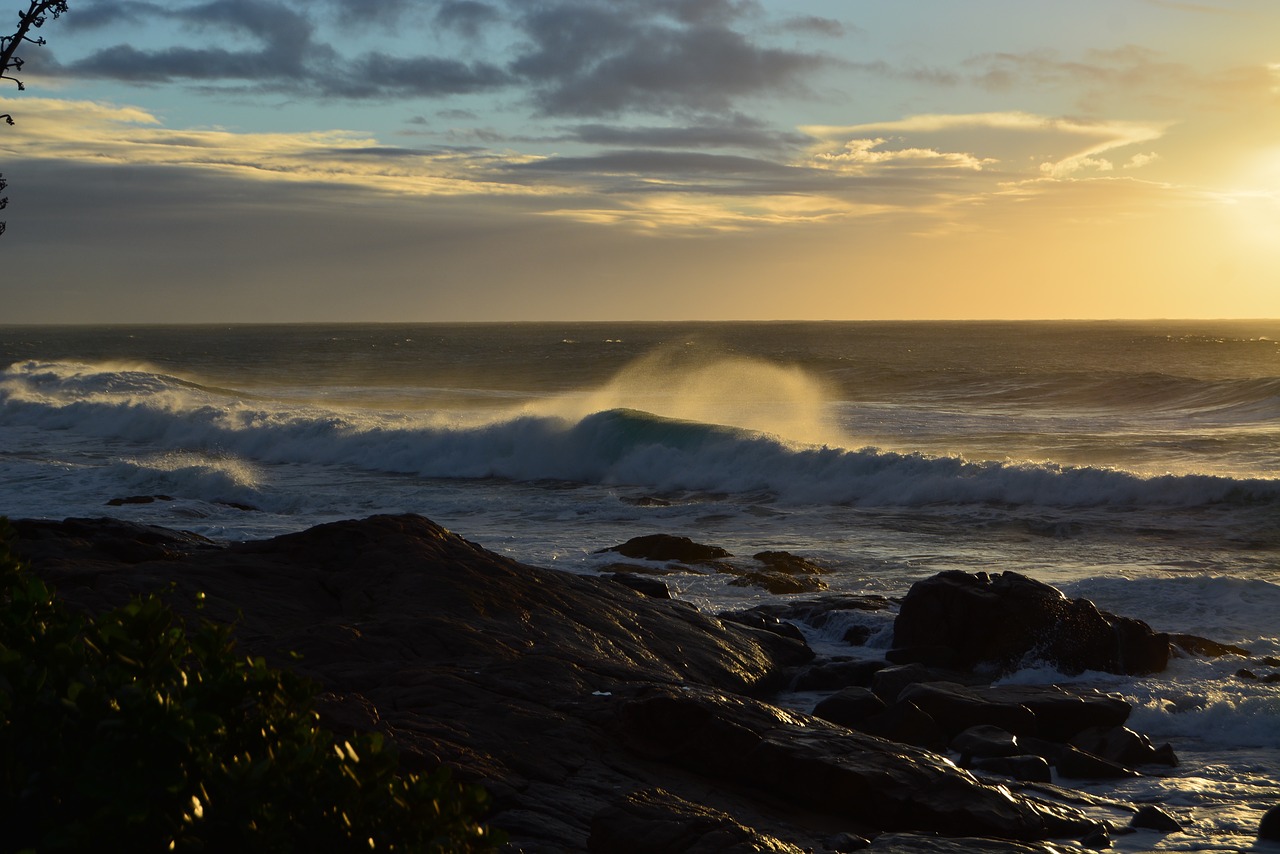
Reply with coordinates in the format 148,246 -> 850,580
15,515 -> 1126,851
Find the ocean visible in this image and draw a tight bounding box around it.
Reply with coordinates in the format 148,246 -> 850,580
2,320 -> 1278,850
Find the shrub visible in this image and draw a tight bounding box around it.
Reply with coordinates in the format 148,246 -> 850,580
0,521 -> 501,852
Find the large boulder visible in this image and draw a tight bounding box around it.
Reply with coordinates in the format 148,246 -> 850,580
614,685 -> 1101,842
11,515 -> 1106,852
597,534 -> 731,564
891,571 -> 1170,676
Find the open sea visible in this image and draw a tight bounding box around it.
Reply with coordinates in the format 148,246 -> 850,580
2,320 -> 1278,851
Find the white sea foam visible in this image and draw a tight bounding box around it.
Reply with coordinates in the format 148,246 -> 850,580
4,361 -> 1279,515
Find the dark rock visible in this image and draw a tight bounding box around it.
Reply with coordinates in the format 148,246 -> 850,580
1260,804 -> 1280,841
606,573 -> 671,599
587,788 -> 806,854
623,496 -> 672,507
896,682 -> 1038,739
105,494 -> 175,506
735,595 -> 894,628
952,725 -> 1021,760
1236,669 -> 1257,680
1264,673 -> 1280,684
215,500 -> 261,512
859,700 -> 950,752
825,831 -> 872,851
971,756 -> 1053,784
963,685 -> 1130,742
598,534 -> 731,563
871,665 -> 986,704
1169,633 -> 1250,658
864,833 -> 1078,852
1080,825 -> 1113,849
1130,804 -> 1181,832
1014,736 -> 1065,765
885,646 -> 963,668
812,687 -> 886,729
1055,745 -> 1140,780
600,561 -> 688,576
614,685 -> 1100,841
14,515 -> 804,851
11,516 -> 220,567
892,570 -> 1170,676
1069,726 -> 1177,768
752,551 -> 827,576
728,571 -> 828,595
793,659 -> 885,692
843,625 -> 874,646
12,514 -> 1115,851
718,611 -> 809,646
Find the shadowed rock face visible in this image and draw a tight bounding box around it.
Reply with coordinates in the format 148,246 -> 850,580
12,515 -> 1102,852
891,570 -> 1171,676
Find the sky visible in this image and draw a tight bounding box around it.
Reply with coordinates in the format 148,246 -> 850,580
1,0 -> 1278,322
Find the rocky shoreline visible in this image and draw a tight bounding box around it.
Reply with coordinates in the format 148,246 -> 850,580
9,514 -> 1274,852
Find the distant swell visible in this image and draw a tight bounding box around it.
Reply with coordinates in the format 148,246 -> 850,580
4,361 -> 1279,510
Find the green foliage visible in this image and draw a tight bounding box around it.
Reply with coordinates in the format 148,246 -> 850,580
0,521 -> 501,852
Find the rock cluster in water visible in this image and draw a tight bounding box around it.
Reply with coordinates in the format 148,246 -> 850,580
10,515 -> 1257,851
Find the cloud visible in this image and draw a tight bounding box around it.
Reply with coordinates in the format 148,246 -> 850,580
963,46 -> 1280,113
804,113 -> 1170,181
565,115 -> 807,150
433,1 -> 501,38
47,0 -> 834,117
510,4 -> 829,116
777,16 -> 846,37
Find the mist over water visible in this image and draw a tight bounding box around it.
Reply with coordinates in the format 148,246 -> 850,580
523,347 -> 846,447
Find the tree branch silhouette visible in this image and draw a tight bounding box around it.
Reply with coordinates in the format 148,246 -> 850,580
1,1 -> 69,237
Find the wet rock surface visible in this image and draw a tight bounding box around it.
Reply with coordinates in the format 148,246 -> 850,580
892,569 -> 1244,677
11,515 -> 1224,852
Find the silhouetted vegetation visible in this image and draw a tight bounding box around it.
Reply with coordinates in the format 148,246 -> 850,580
0,521 -> 501,852
1,2 -> 69,236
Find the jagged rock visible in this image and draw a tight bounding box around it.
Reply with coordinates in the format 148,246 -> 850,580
859,701 -> 950,752
728,571 -> 828,595
1069,726 -> 1177,768
1130,805 -> 1181,832
825,831 -> 872,851
1055,745 -> 1140,780
606,573 -> 672,599
1080,825 -> 1114,849
892,570 -> 1170,676
793,659 -> 884,692
952,725 -> 1021,760
1259,804 -> 1280,841
12,516 -> 220,567
587,788 -> 806,854
600,561 -> 690,576
597,534 -> 731,563
971,756 -> 1053,784
871,665 -> 985,704
105,494 -> 175,506
864,832 -> 1081,852
812,687 -> 886,729
885,646 -> 964,668
844,625 -> 874,645
752,551 -> 828,576
1169,633 -> 1250,658
613,685 -> 1101,842
896,683 -> 1038,739
12,515 -> 805,851
961,685 -> 1130,742
718,611 -> 810,646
